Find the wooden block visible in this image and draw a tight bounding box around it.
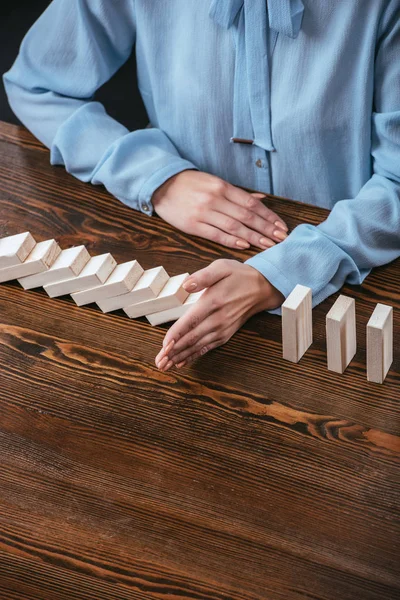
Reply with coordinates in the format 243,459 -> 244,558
282,284 -> 312,363
124,273 -> 189,319
326,295 -> 356,373
97,266 -> 169,313
71,260 -> 144,306
0,232 -> 36,268
43,253 -> 116,297
18,246 -> 90,290
367,303 -> 393,384
0,239 -> 61,283
146,290 -> 205,326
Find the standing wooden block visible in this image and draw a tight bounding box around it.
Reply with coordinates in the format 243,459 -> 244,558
282,284 -> 312,363
326,295 -> 356,373
71,260 -> 144,306
146,290 -> 205,326
18,246 -> 90,290
0,239 -> 61,283
43,253 -> 116,297
124,273 -> 189,319
367,304 -> 393,384
0,232 -> 36,268
97,267 -> 169,313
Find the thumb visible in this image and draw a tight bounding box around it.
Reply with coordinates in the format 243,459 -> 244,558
182,260 -> 231,292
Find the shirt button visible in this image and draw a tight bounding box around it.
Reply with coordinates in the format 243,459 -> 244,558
255,159 -> 263,168
141,202 -> 152,214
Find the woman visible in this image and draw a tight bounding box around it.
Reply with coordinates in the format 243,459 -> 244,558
4,0 -> 400,371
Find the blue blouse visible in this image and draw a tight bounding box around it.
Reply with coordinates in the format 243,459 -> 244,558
3,0 -> 400,311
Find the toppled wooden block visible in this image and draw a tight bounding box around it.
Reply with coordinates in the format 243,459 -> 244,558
71,260 -> 144,306
0,239 -> 61,283
44,253 -> 116,297
0,232 -> 36,269
282,284 -> 312,363
367,303 -> 393,384
146,290 -> 205,326
326,295 -> 356,373
18,246 -> 90,289
124,273 -> 189,319
97,266 -> 169,313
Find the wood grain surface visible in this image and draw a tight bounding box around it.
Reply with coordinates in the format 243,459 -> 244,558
0,121 -> 399,600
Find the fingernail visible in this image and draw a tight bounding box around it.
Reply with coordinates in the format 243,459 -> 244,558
236,240 -> 250,249
274,230 -> 288,241
157,356 -> 169,370
274,220 -> 288,232
155,353 -> 165,366
163,339 -> 175,354
163,360 -> 174,372
183,281 -> 197,292
176,361 -> 186,368
259,237 -> 275,248
155,347 -> 166,361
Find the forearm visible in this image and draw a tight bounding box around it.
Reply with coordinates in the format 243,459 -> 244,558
3,0 -> 196,214
246,174 -> 400,313
248,0 -> 400,314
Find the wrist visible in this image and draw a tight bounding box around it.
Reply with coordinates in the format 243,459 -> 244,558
249,267 -> 285,311
152,169 -> 197,210
151,173 -> 178,209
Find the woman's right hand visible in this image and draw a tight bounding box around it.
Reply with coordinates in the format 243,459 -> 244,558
151,170 -> 288,250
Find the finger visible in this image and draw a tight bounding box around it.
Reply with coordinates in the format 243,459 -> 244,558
249,193 -> 288,231
156,355 -> 169,371
207,207 -> 278,249
170,330 -> 223,365
172,339 -> 224,370
251,198 -> 289,232
160,359 -> 175,372
211,199 -> 279,248
181,260 -> 231,294
168,312 -> 222,360
195,222 -> 251,250
162,294 -> 216,350
155,339 -> 175,368
226,185 -> 288,231
250,193 -> 288,230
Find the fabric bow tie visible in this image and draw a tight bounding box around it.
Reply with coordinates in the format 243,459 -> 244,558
209,0 -> 304,38
209,0 -> 304,151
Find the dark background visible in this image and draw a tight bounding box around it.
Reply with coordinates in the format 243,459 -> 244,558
0,0 -> 148,130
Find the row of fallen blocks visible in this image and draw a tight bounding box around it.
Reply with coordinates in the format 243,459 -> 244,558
282,284 -> 394,384
0,233 -> 394,383
0,232 -> 203,326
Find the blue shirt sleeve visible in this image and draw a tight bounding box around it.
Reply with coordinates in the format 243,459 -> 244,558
246,4 -> 400,314
3,0 -> 196,215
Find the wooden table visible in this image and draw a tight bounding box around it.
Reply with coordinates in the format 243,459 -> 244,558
0,121 -> 399,600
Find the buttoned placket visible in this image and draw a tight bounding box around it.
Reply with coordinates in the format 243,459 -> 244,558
209,0 -> 304,194
252,25 -> 279,194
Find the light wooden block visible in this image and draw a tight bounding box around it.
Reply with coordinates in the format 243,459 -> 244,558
0,232 -> 36,268
326,295 -> 356,373
97,266 -> 169,313
43,253 -> 116,297
71,260 -> 144,306
146,290 -> 205,326
18,246 -> 90,290
282,284 -> 312,363
0,239 -> 61,283
367,303 -> 393,384
124,273 -> 189,319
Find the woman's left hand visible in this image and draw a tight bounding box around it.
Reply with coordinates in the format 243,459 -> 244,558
155,259 -> 285,371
